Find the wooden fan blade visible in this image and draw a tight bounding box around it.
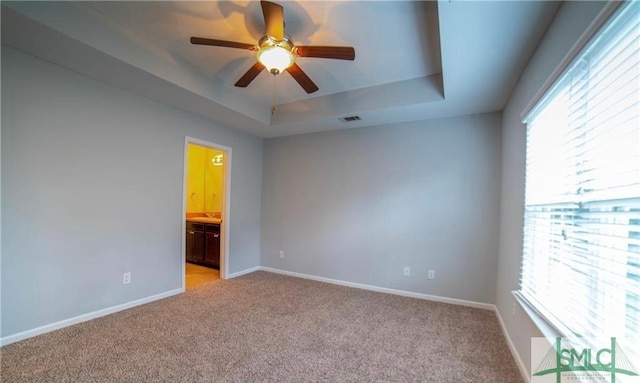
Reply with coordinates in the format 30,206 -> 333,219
190,37 -> 255,50
261,1 -> 284,41
294,46 -> 355,61
235,62 -> 265,88
286,63 -> 319,94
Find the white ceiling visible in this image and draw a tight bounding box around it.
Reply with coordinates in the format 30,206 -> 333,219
1,1 -> 560,138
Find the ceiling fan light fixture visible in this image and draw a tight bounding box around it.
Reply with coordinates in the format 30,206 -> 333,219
257,36 -> 294,75
257,46 -> 294,74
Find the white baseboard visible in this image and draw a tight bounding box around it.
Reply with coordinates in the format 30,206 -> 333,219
0,288 -> 183,347
495,308 -> 530,383
226,266 -> 260,279
258,266 -> 495,310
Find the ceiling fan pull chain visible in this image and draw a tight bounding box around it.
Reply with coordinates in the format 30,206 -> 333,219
271,73 -> 277,115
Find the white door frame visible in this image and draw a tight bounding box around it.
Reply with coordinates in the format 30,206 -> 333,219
181,136 -> 232,289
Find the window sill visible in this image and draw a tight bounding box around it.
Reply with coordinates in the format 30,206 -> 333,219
511,290 -> 562,339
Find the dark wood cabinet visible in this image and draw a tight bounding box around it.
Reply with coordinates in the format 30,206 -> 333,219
205,229 -> 220,268
186,223 -> 205,264
186,221 -> 220,269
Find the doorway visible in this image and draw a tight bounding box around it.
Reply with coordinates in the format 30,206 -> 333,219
182,137 -> 231,290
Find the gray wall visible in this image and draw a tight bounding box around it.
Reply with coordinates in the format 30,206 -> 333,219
495,0 -> 609,376
261,113 -> 502,304
1,46 -> 263,337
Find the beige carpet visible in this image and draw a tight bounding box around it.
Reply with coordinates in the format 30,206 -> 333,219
1,271 -> 523,382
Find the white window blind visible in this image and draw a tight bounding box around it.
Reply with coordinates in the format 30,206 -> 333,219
519,0 -> 639,361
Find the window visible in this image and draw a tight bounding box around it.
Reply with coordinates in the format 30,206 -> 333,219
518,0 -> 639,360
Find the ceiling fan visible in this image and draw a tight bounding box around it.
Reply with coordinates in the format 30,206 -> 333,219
190,0 -> 355,94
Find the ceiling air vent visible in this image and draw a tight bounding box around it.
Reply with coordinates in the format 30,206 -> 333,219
338,115 -> 361,123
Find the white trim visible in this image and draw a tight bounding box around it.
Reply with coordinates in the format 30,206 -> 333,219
0,288 -> 183,347
181,140 -> 189,291
495,307 -> 531,383
512,291 -> 561,339
519,1 -> 624,122
183,137 -> 232,281
227,266 -> 261,279
258,266 -> 495,310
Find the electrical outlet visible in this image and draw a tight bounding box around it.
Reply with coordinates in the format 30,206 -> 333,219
428,270 -> 435,280
123,272 -> 131,285
279,250 -> 284,259
403,266 -> 410,277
